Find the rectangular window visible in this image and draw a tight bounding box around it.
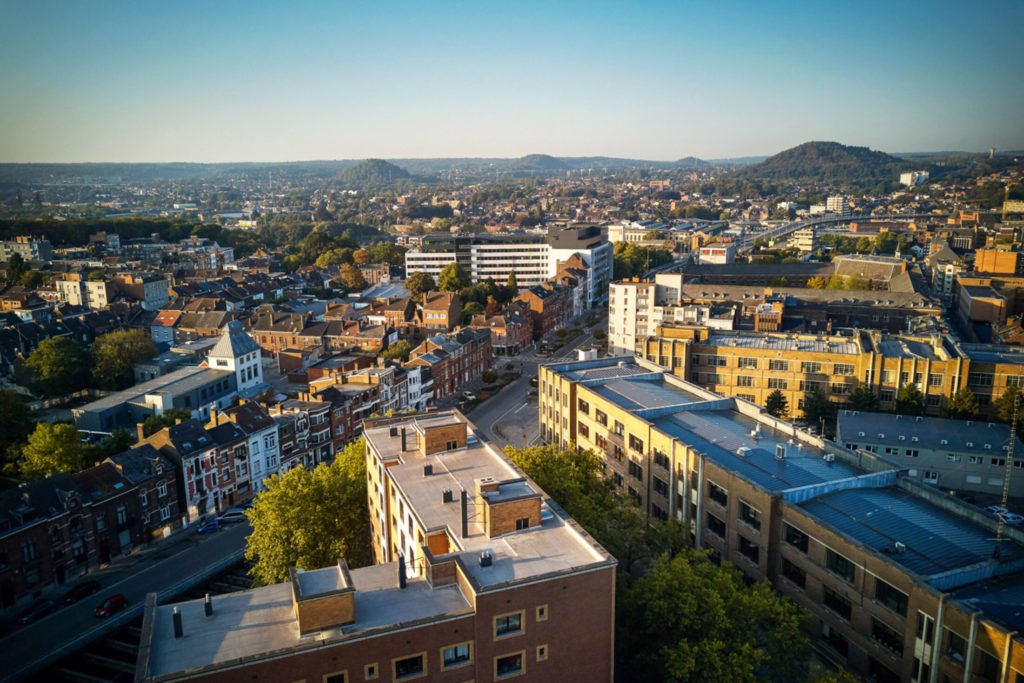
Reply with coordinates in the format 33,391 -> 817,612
495,611 -> 524,638
577,398 -> 589,414
872,617 -> 904,656
769,359 -> 788,372
738,535 -> 759,564
706,512 -> 726,538
613,420 -> 624,436
628,434 -> 644,452
875,578 -> 908,616
929,374 -> 943,387
801,361 -> 822,373
739,500 -> 761,531
785,524 -> 808,553
834,363 -> 855,376
653,476 -> 668,497
393,654 -> 425,680
628,460 -> 643,480
595,410 -> 607,426
578,423 -> 589,439
768,378 -> 787,389
737,375 -> 754,387
822,624 -> 849,657
968,372 -> 994,387
977,649 -> 1001,683
495,652 -> 524,678
708,481 -> 728,507
442,643 -> 472,670
653,449 -> 669,469
826,549 -> 856,583
880,389 -> 894,402
738,357 -> 758,369
324,673 -> 347,683
946,629 -> 966,662
782,558 -> 806,588
823,586 -> 852,620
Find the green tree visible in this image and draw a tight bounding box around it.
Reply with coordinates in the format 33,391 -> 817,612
806,276 -> 827,289
438,262 -> 470,292
245,438 -> 371,586
26,336 -> 90,396
506,271 -> 518,297
895,384 -> 925,416
618,551 -> 809,683
825,275 -> 847,290
338,263 -> 368,291
142,408 -> 194,437
19,423 -> 85,480
6,253 -> 26,283
765,390 -> 789,418
92,329 -> 158,390
462,301 -> 483,323
0,390 -> 33,470
352,248 -> 371,265
995,387 -> 1023,423
769,276 -> 789,287
282,255 -> 302,273
405,272 -> 436,301
380,339 -> 413,362
801,387 -> 836,434
846,385 -> 878,412
946,387 -> 979,420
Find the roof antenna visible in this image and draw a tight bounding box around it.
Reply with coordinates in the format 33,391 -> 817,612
994,389 -> 1019,559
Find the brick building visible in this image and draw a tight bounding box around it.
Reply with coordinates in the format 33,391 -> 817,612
406,328 -> 492,401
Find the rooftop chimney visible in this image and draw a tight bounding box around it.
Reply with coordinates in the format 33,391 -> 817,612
398,554 -> 407,589
423,463 -> 433,477
136,422 -> 145,444
172,607 -> 183,639
460,487 -> 468,538
401,427 -> 407,452
442,488 -> 453,503
204,593 -> 213,617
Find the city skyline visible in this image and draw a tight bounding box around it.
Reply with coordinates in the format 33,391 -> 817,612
1,0 -> 1022,163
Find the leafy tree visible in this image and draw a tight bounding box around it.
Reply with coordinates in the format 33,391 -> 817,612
0,390 -> 33,470
806,276 -> 827,289
338,264 -> 368,291
765,390 -> 789,418
380,339 -> 413,362
506,271 -> 518,297
352,248 -> 371,265
405,272 -> 435,301
92,329 -> 158,390
846,275 -> 869,291
894,384 -> 925,416
995,387 -> 1023,423
367,242 -> 406,266
6,253 -> 26,283
618,551 -> 809,683
101,429 -> 136,457
462,301 -> 483,323
801,387 -> 836,434
846,385 -> 878,412
143,408 -> 194,437
438,262 -> 470,292
282,254 -> 302,273
245,438 -> 371,586
19,423 -> 84,480
769,276 -> 789,287
945,387 -> 979,420
26,336 -> 90,396
826,275 -> 847,290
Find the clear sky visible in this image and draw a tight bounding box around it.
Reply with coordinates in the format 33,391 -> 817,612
1,0 -> 1021,163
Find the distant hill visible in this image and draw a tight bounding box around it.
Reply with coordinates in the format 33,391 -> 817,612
333,159 -> 410,187
732,141 -> 908,182
511,154 -> 569,172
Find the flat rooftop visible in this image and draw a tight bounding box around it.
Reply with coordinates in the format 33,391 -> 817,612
75,365 -> 231,412
799,487 -> 1024,577
878,338 -> 942,360
706,334 -> 861,355
146,564 -> 471,678
953,572 -> 1024,632
592,376 -> 703,411
962,344 -> 1024,365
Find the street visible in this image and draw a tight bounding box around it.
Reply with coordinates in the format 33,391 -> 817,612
2,522 -> 249,682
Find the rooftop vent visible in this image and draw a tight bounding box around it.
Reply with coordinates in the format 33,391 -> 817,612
776,444 -> 787,460
204,593 -> 213,617
737,446 -> 752,457
423,463 -> 433,477
442,488 -> 453,503
172,607 -> 183,639
478,551 -> 493,568
894,541 -> 906,553
389,426 -> 398,437
941,439 -> 948,445
823,453 -> 836,463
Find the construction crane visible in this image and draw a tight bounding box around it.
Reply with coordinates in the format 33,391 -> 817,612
994,390 -> 1019,558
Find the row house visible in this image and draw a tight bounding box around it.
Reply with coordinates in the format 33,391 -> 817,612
172,310 -> 235,344
306,382 -> 382,451
469,307 -> 534,356
416,290 -> 461,333
338,364 -> 410,416
405,328 -> 492,400
105,444 -> 181,539
266,399 -> 333,473
515,283 -> 573,337
0,450 -> 179,609
209,401 -> 281,494
249,309 -> 312,355
361,297 -> 414,331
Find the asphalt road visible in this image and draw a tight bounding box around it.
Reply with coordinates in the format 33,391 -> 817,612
2,521 -> 249,682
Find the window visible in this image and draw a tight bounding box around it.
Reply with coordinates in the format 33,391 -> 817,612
21,540 -> 38,563
628,434 -> 644,452
880,389 -> 894,402
916,612 -> 935,643
495,652 -> 524,678
708,481 -> 728,507
738,535 -> 759,563
446,440 -> 458,450
738,357 -> 758,369
139,490 -> 148,507
653,449 -> 669,469
785,524 -> 809,552
769,360 -> 789,371
116,505 -> 128,526
781,558 -> 805,588
595,410 -> 607,426
875,578 -> 908,616
160,506 -> 170,521
946,629 -> 966,663
823,586 -> 852,620
441,643 -> 472,670
929,374 -> 943,387
822,624 -> 848,657
536,605 -> 547,621
613,420 -> 624,436
834,363 -> 855,376
739,500 -> 761,531
706,512 -> 726,538
826,549 -> 855,583
653,477 -> 668,497
767,378 -> 787,389
96,515 -> 106,531
977,649 -> 1001,683
968,372 -> 993,387
157,482 -> 168,498
872,617 -> 904,655
868,658 -> 899,683
323,673 -> 347,683
801,361 -> 822,373
577,398 -> 589,414
495,611 -> 524,638
536,645 -> 547,661
393,653 -> 425,680
515,517 -> 530,530
737,375 -> 754,387
628,461 -> 643,480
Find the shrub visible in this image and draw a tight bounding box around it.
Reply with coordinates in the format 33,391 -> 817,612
593,329 -> 607,340
482,370 -> 498,384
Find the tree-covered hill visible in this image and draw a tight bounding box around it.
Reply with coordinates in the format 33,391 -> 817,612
333,159 -> 410,188
731,141 -> 910,183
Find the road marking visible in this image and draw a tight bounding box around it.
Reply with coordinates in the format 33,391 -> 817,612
513,402 -> 529,414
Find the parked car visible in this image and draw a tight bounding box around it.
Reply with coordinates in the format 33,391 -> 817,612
16,598 -> 57,625
196,519 -> 221,534
95,593 -> 128,617
986,506 -> 1024,525
61,580 -> 101,605
218,509 -> 246,523
461,392 -> 477,402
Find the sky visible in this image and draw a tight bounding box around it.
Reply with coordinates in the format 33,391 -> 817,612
1,0 -> 1022,163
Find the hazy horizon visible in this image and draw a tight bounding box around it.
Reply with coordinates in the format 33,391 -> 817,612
2,0 -> 1021,164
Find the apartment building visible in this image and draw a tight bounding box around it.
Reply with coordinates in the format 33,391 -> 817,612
827,195 -> 851,216
406,328 -> 492,401
539,356 -> 1024,682
136,411 -> 616,682
638,326 -> 1024,420
0,235 -> 53,261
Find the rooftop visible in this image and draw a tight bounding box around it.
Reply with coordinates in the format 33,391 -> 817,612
706,333 -> 861,355
837,411 -> 1023,455
74,365 -> 231,413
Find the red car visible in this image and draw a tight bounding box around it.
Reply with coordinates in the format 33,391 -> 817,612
95,593 -> 128,617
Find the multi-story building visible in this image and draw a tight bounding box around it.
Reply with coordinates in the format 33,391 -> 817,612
209,401 -> 279,494
469,309 -> 534,356
900,171 -> 930,187
540,356 -> 1024,681
514,284 -> 572,337
0,236 -> 53,261
56,274 -> 116,310
136,411 -> 617,682
105,443 -> 180,540
406,328 -> 493,401
112,273 -> 170,310
606,219 -> 668,243
266,398 -> 332,473
827,195 -> 851,216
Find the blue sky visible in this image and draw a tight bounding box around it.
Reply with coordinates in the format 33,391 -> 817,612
1,0 -> 1021,162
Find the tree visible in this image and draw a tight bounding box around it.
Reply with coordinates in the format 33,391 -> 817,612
461,301 -> 483,323
895,384 -> 925,416
0,390 -> 33,471
995,387 -> 1023,423
245,439 -> 371,586
618,551 -> 809,683
506,271 -> 518,297
6,253 -> 26,283
806,276 -> 827,289
438,262 -> 470,292
946,387 -> 979,420
405,272 -> 435,301
19,423 -> 84,480
826,275 -> 847,290
846,385 -> 878,412
92,329 -> 158,390
143,408 -> 194,437
380,339 -> 413,362
765,390 -> 789,418
352,248 -> 371,265
338,264 -> 368,291
801,387 -> 836,434
26,336 -> 90,396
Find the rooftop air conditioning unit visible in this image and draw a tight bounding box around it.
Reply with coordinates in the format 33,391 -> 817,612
737,447 -> 752,457
894,541 -> 906,554
966,442 -> 974,447
776,444 -> 787,460
479,551 -> 493,567
912,437 -> 919,442
941,439 -> 948,445
823,453 -> 836,463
